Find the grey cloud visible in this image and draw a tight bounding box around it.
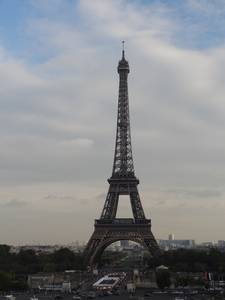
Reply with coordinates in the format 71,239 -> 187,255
44,194 -> 101,206
2,199 -> 28,208
0,0 -> 225,243
44,194 -> 75,201
188,0 -> 225,14
155,199 -> 167,206
183,189 -> 223,199
95,193 -> 106,201
165,188 -> 223,199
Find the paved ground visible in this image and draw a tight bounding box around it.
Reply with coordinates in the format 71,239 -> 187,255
1,292 -> 223,300
0,295 -> 177,300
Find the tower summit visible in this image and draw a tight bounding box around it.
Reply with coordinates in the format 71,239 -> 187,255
84,46 -> 160,267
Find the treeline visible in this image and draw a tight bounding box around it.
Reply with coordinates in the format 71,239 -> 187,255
147,248 -> 225,273
0,244 -> 84,291
1,244 -> 225,291
1,245 -> 225,275
0,245 -> 84,274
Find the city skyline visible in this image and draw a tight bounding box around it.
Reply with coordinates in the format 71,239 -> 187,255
1,0 -> 225,244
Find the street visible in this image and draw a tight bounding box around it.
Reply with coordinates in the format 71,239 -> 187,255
1,291 -> 224,300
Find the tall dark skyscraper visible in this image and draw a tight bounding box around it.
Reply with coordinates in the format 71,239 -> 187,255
84,46 -> 160,267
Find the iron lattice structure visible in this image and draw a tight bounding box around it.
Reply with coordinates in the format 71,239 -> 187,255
84,49 -> 160,267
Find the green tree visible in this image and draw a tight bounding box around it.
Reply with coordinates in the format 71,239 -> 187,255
52,248 -> 76,271
43,262 -> 56,273
0,271 -> 12,291
17,249 -> 39,273
0,245 -> 10,256
156,270 -> 171,290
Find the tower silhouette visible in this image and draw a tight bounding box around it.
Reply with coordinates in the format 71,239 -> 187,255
84,46 -> 160,266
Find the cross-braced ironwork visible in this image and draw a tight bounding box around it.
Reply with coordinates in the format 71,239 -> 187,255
84,46 -> 160,267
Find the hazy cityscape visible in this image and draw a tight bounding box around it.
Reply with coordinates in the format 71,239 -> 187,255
1,1 -> 225,300
8,235 -> 225,254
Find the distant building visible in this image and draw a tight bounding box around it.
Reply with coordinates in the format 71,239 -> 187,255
168,233 -> 174,241
10,243 -> 85,254
120,240 -> 129,248
158,239 -> 195,250
199,242 -> 214,248
218,240 -> 225,249
28,272 -> 85,291
10,245 -> 61,254
107,241 -> 121,251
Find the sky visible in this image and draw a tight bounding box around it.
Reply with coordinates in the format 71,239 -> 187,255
1,0 -> 225,245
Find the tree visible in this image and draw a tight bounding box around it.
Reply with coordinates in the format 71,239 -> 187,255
0,271 -> 12,291
0,245 -> 10,256
17,249 -> 39,273
156,270 -> 171,290
52,248 -> 77,271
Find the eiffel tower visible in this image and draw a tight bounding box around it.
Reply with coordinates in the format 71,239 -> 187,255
84,44 -> 160,267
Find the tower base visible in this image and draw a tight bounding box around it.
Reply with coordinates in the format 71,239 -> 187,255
84,218 -> 160,267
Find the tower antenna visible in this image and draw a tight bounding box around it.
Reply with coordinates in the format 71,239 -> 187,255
122,40 -> 125,58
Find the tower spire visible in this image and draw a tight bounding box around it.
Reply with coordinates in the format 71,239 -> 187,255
122,40 -> 125,59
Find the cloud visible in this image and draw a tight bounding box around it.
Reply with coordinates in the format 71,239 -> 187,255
166,188 -> 223,199
0,0 -> 225,243
188,0 -> 225,14
95,193 -> 106,202
44,194 -> 75,201
2,199 -> 28,208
